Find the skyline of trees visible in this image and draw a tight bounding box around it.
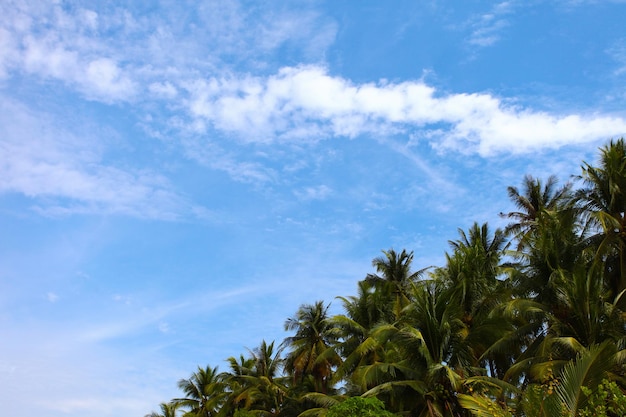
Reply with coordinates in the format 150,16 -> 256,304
147,139 -> 626,417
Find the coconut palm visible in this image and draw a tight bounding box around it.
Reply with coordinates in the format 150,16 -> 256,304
174,365 -> 227,417
502,175 -> 573,251
283,301 -> 341,393
330,281 -> 389,384
502,175 -> 582,310
348,281 -> 481,416
145,402 -> 179,417
229,340 -> 289,417
364,249 -> 428,322
576,138 -> 626,298
460,342 -> 621,417
443,222 -> 508,326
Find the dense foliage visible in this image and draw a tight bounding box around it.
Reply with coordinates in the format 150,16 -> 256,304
147,139 -> 626,417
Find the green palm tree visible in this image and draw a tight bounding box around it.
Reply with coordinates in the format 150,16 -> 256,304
444,222 -> 508,326
349,281 -> 479,416
460,342 -> 621,417
331,281 -> 388,385
229,340 -> 289,417
513,207 -> 582,308
283,301 -> 341,393
174,365 -> 227,417
221,355 -> 256,416
502,174 -> 582,310
501,257 -> 626,393
576,138 -> 626,298
364,248 -> 427,322
502,174 -> 572,251
145,402 -> 179,417
338,280 -> 391,331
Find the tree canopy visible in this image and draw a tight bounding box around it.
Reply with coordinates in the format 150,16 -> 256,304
147,139 -> 626,417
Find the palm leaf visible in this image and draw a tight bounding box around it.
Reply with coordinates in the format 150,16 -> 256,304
555,341 -> 616,417
457,394 -> 511,417
299,392 -> 343,408
463,376 -> 520,397
361,379 -> 427,397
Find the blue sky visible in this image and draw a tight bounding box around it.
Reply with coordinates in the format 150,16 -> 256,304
1,1 -> 626,416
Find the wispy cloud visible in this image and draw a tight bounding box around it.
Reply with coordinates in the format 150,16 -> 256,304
607,38 -> 626,75
2,0 -> 624,216
0,2 -> 139,102
2,1 -> 623,180
0,1 -> 336,102
466,1 -> 515,47
0,98 -> 195,219
294,185 -> 332,201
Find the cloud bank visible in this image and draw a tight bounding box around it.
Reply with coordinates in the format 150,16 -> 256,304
185,66 -> 626,155
1,0 -> 625,217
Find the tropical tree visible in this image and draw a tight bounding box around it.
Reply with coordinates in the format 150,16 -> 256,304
502,174 -> 582,311
144,141 -> 626,417
364,249 -> 426,322
576,138 -> 626,298
502,174 -> 572,251
283,301 -> 341,394
349,281 -> 479,416
174,365 -> 227,417
331,281 -> 389,385
326,396 -> 397,417
145,402 -> 180,417
228,340 -> 289,417
442,222 -> 508,327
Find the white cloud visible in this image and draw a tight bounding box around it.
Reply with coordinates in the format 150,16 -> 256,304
0,2 -> 137,102
466,1 -> 515,47
149,81 -> 178,98
2,1 -> 624,197
20,36 -> 136,102
185,65 -> 626,156
84,58 -> 135,100
0,98 -> 193,219
0,1 -> 336,104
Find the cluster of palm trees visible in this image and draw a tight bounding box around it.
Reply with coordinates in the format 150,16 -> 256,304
147,139 -> 626,417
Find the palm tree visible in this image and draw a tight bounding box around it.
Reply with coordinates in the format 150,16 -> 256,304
550,265 -> 624,347
576,138 -> 626,298
221,355 -> 256,416
444,222 -> 508,326
499,255 -> 626,395
353,281 -> 477,416
330,281 -> 388,384
174,365 -> 227,417
502,175 -> 582,310
229,340 -> 289,417
145,402 -> 179,417
502,174 -> 572,251
459,342 -> 621,417
364,249 -> 427,322
512,207 -> 582,309
283,301 -> 341,393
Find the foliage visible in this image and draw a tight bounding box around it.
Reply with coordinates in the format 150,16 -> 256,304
579,379 -> 626,417
326,397 -> 396,417
146,139 -> 626,417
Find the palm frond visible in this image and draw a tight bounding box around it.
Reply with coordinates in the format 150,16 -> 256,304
555,341 -> 617,417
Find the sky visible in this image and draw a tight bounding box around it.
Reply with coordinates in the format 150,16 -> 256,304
1,0 -> 626,416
